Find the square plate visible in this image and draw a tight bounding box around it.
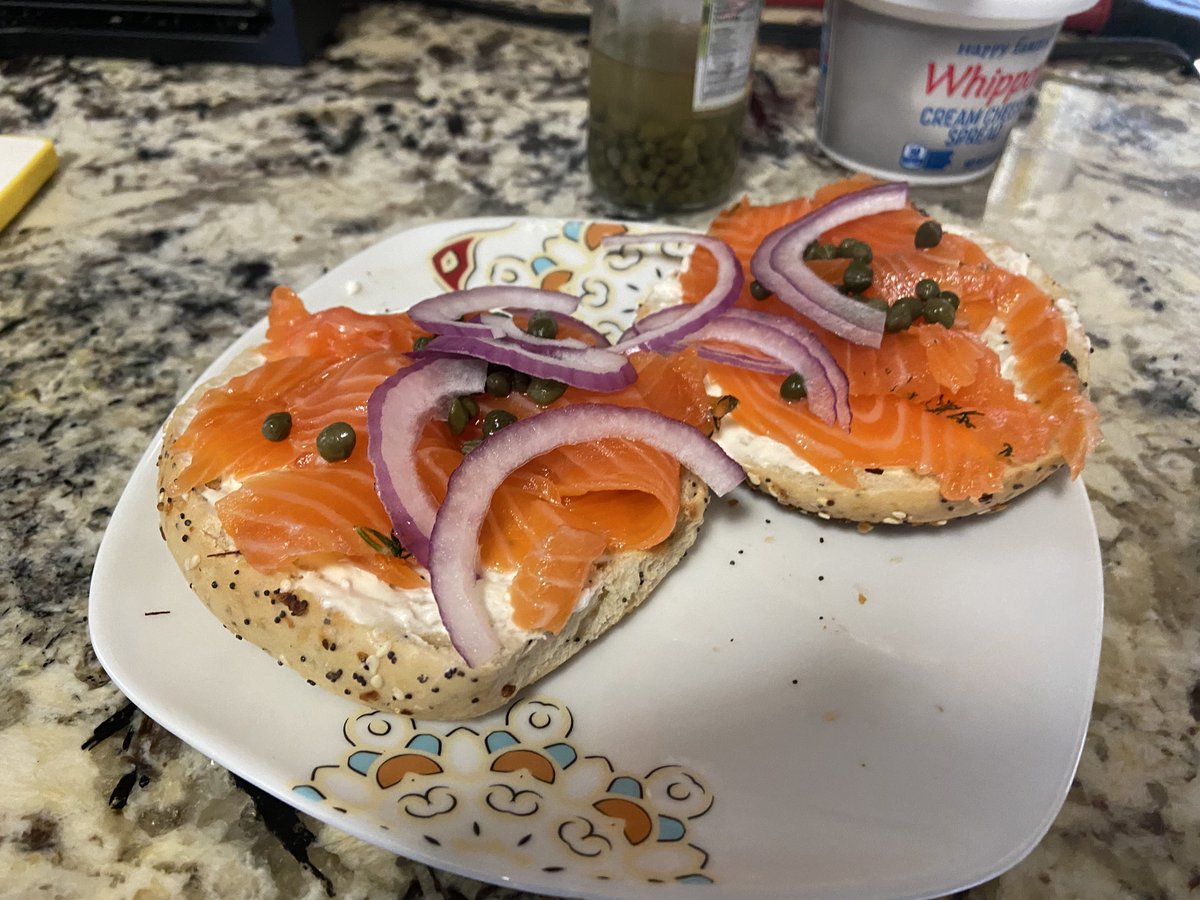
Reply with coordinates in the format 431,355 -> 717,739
90,217 -> 1104,899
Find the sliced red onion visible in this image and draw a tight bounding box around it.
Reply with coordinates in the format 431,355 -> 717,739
505,308 -> 612,347
695,346 -> 791,375
428,404 -> 746,667
686,317 -> 842,426
421,334 -> 636,391
367,357 -> 487,566
408,286 -> 581,339
616,304 -> 690,345
606,233 -> 743,352
721,308 -> 852,427
750,182 -> 908,348
478,313 -> 590,351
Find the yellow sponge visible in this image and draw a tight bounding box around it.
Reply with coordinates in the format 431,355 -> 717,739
0,136 -> 57,232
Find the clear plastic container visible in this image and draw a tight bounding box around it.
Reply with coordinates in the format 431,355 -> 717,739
816,0 -> 1096,183
587,0 -> 765,214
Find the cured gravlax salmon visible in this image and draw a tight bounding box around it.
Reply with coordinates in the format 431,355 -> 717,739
678,176 -> 1100,520
167,287 -> 713,634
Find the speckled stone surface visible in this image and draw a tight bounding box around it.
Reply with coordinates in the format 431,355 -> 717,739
1,2 -> 1198,897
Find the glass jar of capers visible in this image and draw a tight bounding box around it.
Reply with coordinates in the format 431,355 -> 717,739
587,0 -> 764,215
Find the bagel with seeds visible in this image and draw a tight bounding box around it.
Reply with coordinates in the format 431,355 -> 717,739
641,188 -> 1101,526
156,291 -> 724,720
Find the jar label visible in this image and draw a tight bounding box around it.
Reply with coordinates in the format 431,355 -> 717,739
693,0 -> 764,112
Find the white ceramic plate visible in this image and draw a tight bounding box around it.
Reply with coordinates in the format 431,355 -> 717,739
90,218 -> 1104,899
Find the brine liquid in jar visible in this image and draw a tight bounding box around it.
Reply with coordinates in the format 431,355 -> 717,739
587,0 -> 762,215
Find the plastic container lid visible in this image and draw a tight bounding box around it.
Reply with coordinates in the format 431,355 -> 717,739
851,0 -> 1098,27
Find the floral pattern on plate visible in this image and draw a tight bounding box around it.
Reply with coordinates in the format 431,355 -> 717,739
426,219 -> 693,340
292,697 -> 715,887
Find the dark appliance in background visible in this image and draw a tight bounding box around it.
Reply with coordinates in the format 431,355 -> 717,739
0,0 -> 343,65
1,0 -> 1196,70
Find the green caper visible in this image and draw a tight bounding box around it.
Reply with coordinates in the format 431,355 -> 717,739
261,411 -> 292,442
460,438 -> 483,454
510,371 -> 532,394
526,377 -> 567,407
842,260 -> 874,294
447,396 -> 478,435
835,238 -> 873,263
915,278 -> 941,301
316,421 -> 356,461
482,409 -> 518,435
780,372 -> 807,400
412,335 -> 432,352
914,220 -> 943,248
938,290 -> 960,309
485,369 -> 512,397
885,296 -> 922,332
749,280 -> 772,301
922,296 -> 956,328
525,311 -> 558,339
803,241 -> 836,262
863,297 -> 889,314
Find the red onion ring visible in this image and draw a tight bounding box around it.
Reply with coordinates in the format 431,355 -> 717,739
505,308 -> 612,347
619,303 -> 852,426
606,233 -> 743,352
408,286 -> 581,339
420,334 -> 636,391
478,313 -> 590,350
686,317 -> 841,426
367,356 -> 488,566
428,404 -> 746,667
616,304 -> 690,345
720,308 -> 852,427
694,346 -> 791,375
750,182 -> 908,348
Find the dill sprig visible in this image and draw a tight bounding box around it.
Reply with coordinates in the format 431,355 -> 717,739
354,526 -> 410,558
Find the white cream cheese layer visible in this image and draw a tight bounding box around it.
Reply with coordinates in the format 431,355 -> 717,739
713,417 -> 821,476
295,561 -> 605,651
293,564 -> 532,647
706,375 -> 821,476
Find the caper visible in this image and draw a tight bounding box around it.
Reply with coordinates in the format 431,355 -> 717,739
316,421 -> 356,461
412,335 -> 432,352
510,371 -> 532,394
482,409 -> 518,436
803,241 -> 836,262
525,311 -> 558,339
261,411 -> 292,442
447,396 -> 478,435
863,297 -> 889,314
484,369 -> 512,397
749,280 -> 772,301
915,278 -> 941,301
886,296 -> 922,332
460,438 -> 483,455
922,296 -> 956,328
780,372 -> 807,400
835,238 -> 873,263
938,290 -> 960,309
915,220 -> 943,248
842,260 -> 874,294
526,377 -> 567,407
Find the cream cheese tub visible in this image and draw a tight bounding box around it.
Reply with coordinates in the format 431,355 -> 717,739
815,0 -> 1096,184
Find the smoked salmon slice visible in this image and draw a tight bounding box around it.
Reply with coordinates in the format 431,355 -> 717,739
682,177 -> 1100,502
170,290 -> 712,633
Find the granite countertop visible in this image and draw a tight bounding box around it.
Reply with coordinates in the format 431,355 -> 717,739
2,2 -> 1198,897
